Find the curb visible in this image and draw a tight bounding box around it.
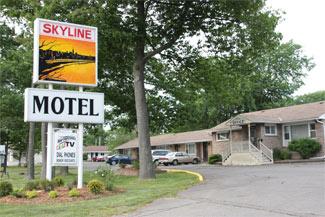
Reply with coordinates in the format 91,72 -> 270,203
274,158 -> 324,164
164,169 -> 204,182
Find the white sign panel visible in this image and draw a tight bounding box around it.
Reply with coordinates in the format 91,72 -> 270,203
52,128 -> 78,166
24,88 -> 104,123
33,18 -> 98,86
0,145 -> 5,155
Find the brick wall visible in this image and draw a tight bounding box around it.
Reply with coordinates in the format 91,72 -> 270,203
212,132 -> 229,155
315,122 -> 325,156
196,142 -> 203,159
260,124 -> 283,149
208,142 -> 213,156
130,148 -> 138,160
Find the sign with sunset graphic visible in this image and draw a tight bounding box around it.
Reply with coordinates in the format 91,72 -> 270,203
33,18 -> 97,86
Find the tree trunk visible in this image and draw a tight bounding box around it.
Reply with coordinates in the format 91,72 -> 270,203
3,142 -> 8,174
133,0 -> 155,179
27,122 -> 35,180
18,151 -> 22,167
41,122 -> 47,179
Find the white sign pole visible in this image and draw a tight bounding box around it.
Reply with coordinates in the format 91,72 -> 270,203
46,84 -> 53,180
77,86 -> 84,189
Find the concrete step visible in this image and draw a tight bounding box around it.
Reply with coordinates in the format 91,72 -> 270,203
223,153 -> 262,166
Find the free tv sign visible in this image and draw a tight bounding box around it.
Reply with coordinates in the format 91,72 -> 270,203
24,88 -> 104,124
52,128 -> 78,166
33,18 -> 98,86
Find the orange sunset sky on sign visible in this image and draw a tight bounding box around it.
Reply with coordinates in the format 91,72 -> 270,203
39,35 -> 95,56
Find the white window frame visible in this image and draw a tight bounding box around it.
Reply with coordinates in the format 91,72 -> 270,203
264,124 -> 277,136
217,132 -> 229,141
308,122 -> 316,138
185,143 -> 196,154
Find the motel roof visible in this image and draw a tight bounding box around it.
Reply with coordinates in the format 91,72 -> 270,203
115,129 -> 212,150
213,101 -> 325,132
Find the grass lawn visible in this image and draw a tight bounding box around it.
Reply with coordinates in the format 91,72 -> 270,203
0,166 -> 199,217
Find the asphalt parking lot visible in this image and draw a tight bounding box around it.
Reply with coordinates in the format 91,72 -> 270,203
119,162 -> 325,217
83,161 -> 108,171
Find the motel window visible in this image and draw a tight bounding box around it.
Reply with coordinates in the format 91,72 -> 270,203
156,145 -> 167,150
185,143 -> 196,154
217,132 -> 229,141
265,124 -> 277,136
309,123 -> 316,138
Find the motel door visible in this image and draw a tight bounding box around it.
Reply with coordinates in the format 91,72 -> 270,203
283,125 -> 291,147
203,142 -> 208,162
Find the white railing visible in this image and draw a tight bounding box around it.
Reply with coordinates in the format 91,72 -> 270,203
222,140 -> 274,164
248,142 -> 262,162
232,141 -> 249,153
222,143 -> 231,162
259,142 -> 273,163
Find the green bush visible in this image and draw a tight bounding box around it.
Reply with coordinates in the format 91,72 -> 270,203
95,167 -> 116,191
87,179 -> 104,194
11,189 -> 26,198
106,182 -> 114,191
24,180 -> 40,191
48,190 -> 58,199
40,180 -> 55,192
26,190 -> 38,199
53,176 -> 64,187
208,154 -> 222,164
273,148 -> 291,160
83,153 -> 88,161
280,149 -> 291,160
0,181 -> 13,197
68,188 -> 80,197
132,160 -> 139,169
288,138 -> 321,159
273,148 -> 281,160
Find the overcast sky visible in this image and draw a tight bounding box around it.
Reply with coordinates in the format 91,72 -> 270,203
267,0 -> 325,96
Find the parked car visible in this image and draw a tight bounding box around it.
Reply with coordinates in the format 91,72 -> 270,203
95,156 -> 106,162
151,149 -> 171,165
91,156 -> 106,162
106,155 -> 132,165
159,152 -> 200,166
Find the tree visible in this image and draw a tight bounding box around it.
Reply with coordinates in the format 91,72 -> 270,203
127,0 -> 285,179
0,19 -> 40,178
105,128 -> 136,151
293,91 -> 325,105
162,40 -> 313,131
0,0 -> 313,179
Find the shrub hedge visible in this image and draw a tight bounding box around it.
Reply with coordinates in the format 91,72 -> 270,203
68,188 -> 80,197
288,138 -> 321,159
26,190 -> 38,199
208,154 -> 222,164
87,179 -> 104,194
53,176 -> 64,187
24,180 -> 40,191
132,160 -> 140,169
0,181 -> 13,197
273,148 -> 291,160
48,190 -> 58,199
11,189 -> 26,198
40,180 -> 55,192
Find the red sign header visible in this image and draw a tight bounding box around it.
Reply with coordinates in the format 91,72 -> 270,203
38,19 -> 96,42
